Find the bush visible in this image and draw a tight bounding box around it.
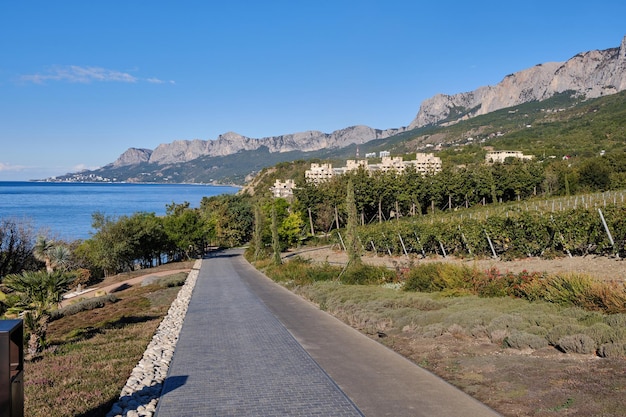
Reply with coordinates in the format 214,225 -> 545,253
403,262 -> 474,292
504,331 -> 549,350
556,334 -> 597,354
340,263 -> 395,285
264,257 -> 342,285
50,294 -> 119,321
597,342 -> 626,358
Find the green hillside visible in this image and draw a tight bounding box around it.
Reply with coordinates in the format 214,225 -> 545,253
53,90 -> 626,185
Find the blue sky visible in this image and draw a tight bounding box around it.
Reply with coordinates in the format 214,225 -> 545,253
1,1 -> 625,181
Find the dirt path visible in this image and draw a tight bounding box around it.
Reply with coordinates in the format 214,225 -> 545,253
61,268 -> 191,307
286,245 -> 626,282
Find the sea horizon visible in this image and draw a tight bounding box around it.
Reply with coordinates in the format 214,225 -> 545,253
0,181 -> 239,241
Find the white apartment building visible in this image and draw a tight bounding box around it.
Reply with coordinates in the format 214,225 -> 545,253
270,179 -> 296,198
407,152 -> 442,174
303,153 -> 442,184
304,163 -> 335,183
485,150 -> 534,164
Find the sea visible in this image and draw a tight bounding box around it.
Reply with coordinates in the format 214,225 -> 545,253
0,182 -> 240,241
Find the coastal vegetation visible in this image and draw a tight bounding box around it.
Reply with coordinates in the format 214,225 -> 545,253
1,90 -> 626,416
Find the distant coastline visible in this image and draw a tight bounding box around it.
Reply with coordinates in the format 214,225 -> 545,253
0,182 -> 239,240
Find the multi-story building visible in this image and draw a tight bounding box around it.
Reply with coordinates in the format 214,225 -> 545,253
407,152 -> 442,174
304,163 -> 335,183
270,179 -> 296,198
303,152 -> 442,184
485,150 -> 533,164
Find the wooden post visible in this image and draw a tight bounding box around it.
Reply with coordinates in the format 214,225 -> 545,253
335,206 -> 340,230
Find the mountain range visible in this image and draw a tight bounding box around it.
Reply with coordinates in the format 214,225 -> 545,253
52,36 -> 626,184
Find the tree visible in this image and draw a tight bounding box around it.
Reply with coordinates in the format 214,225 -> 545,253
279,212 -> 304,248
3,270 -> 74,358
0,218 -> 37,280
252,204 -> 265,260
577,157 -> 612,192
163,203 -> 207,260
33,236 -> 71,273
271,203 -> 281,265
345,180 -> 361,265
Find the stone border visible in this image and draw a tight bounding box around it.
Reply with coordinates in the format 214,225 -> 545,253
106,260 -> 201,417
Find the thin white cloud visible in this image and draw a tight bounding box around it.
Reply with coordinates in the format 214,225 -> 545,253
0,162 -> 27,172
72,163 -> 99,172
19,65 -> 175,85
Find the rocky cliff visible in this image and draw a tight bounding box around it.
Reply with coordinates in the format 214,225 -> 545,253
112,148 -> 152,167
409,36 -> 626,129
112,36 -> 626,168
114,125 -> 405,166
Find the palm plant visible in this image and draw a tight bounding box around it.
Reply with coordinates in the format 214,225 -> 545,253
33,236 -> 71,273
3,270 -> 74,358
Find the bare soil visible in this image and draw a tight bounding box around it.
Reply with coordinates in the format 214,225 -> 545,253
286,246 -> 626,417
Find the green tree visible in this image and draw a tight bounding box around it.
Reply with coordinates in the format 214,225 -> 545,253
252,204 -> 265,260
3,270 -> 74,358
164,203 -> 207,260
0,218 -> 37,280
279,211 -> 305,248
577,157 -> 613,192
345,180 -> 361,265
271,203 -> 281,265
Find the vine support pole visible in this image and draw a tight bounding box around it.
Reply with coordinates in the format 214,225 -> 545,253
398,234 -> 408,257
598,208 -> 618,258
484,230 -> 498,259
337,232 -> 346,251
413,232 -> 426,258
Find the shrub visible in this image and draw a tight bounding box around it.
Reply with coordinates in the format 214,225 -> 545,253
471,268 -> 510,297
542,274 -> 596,307
50,294 -> 119,321
597,342 -> 626,358
403,262 -> 473,292
504,331 -> 549,350
546,323 -> 586,345
340,263 -> 395,285
583,322 -> 616,346
556,334 -> 597,354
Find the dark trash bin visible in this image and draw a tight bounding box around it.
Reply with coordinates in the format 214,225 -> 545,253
0,320 -> 23,417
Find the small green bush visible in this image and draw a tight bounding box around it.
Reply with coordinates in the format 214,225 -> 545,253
340,263 -> 395,285
403,262 -> 473,292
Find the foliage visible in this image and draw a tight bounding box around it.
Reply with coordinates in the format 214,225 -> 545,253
0,218 -> 38,280
3,270 -> 75,357
24,272 -> 181,417
345,179 -> 362,265
49,294 -> 119,321
339,263 -> 395,285
200,193 -> 253,247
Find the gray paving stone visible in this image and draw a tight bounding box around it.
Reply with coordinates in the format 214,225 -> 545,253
155,252 -> 363,417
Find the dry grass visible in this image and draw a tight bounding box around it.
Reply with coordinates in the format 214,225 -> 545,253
23,267 -> 188,417
263,255 -> 626,417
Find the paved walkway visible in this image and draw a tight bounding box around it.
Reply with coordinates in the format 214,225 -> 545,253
155,249 -> 501,417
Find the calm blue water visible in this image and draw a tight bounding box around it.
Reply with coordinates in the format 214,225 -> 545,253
0,182 -> 239,240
